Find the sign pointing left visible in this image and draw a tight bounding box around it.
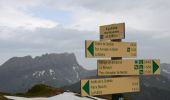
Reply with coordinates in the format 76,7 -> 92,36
87,42 -> 94,56
81,77 -> 140,96
83,80 -> 90,95
85,40 -> 137,58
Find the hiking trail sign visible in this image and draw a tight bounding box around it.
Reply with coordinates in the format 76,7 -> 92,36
85,40 -> 137,58
97,59 -> 160,76
81,76 -> 140,96
100,23 -> 125,40
81,22 -> 160,98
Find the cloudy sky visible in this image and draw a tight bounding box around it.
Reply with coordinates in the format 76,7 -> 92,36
0,0 -> 169,69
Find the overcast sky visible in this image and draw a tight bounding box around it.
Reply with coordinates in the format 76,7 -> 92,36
0,0 -> 169,69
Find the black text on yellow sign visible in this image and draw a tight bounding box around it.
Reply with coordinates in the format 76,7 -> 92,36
100,23 -> 125,40
85,40 -> 137,58
97,59 -> 160,76
81,76 -> 140,96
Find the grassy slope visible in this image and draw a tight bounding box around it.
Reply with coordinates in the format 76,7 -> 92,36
0,92 -> 11,100
15,84 -> 64,97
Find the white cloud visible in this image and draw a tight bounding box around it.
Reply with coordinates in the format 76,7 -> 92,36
1,0 -> 170,32
0,0 -> 58,30
28,0 -> 170,40
0,0 -> 170,68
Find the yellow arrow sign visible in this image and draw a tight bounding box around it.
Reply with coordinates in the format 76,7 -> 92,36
85,40 -> 137,58
97,59 -> 160,76
100,23 -> 125,40
81,76 -> 140,96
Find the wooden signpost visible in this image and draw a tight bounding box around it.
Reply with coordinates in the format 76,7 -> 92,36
100,23 -> 125,40
98,59 -> 160,76
81,76 -> 140,96
81,22 -> 160,100
85,40 -> 137,58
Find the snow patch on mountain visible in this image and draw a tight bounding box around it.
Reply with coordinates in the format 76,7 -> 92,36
32,70 -> 46,77
162,69 -> 170,74
32,69 -> 56,78
49,69 -> 55,75
73,64 -> 80,80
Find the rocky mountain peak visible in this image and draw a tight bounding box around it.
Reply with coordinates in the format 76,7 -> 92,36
1,56 -> 33,68
0,53 -> 90,93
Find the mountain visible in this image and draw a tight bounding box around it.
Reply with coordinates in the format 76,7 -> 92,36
125,85 -> 170,100
123,74 -> 170,100
0,53 -> 96,93
161,63 -> 170,79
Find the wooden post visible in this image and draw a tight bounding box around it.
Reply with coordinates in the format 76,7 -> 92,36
111,39 -> 124,100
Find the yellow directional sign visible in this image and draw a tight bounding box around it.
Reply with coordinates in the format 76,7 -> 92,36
100,23 -> 125,40
97,59 -> 160,76
85,40 -> 137,58
81,76 -> 140,96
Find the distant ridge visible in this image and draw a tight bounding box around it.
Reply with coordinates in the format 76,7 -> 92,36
0,53 -> 96,93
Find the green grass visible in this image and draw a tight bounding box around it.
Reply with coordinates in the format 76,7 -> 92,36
0,84 -> 64,99
15,84 -> 64,97
0,95 -> 8,100
0,93 -> 11,100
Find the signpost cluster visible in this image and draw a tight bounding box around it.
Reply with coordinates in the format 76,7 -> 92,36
81,22 -> 160,99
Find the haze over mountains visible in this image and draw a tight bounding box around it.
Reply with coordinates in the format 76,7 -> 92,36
0,53 -> 170,100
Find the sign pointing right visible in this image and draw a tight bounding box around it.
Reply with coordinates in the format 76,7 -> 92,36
153,60 -> 159,74
97,59 -> 160,76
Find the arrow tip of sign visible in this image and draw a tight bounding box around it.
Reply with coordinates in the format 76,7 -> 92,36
152,60 -> 159,74
83,80 -> 90,95
88,42 -> 94,56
